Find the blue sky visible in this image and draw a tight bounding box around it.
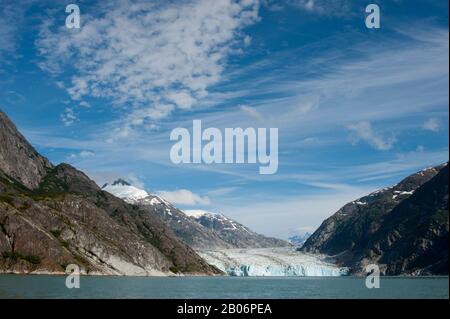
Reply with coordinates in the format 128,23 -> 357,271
0,0 -> 448,239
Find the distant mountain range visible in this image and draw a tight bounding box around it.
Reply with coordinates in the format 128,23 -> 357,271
0,110 -> 220,276
288,233 -> 311,247
301,163 -> 449,276
102,181 -> 290,250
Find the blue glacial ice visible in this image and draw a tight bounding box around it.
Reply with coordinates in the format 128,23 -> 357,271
198,247 -> 348,277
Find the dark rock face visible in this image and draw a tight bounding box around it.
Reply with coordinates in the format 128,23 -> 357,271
0,110 -> 221,275
0,111 -> 53,189
301,164 -> 449,275
360,165 -> 449,275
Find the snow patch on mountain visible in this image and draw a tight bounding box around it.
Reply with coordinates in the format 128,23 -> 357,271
102,181 -> 149,202
102,179 -> 169,206
184,210 -> 214,218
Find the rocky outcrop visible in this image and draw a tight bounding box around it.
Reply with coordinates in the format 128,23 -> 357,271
0,110 -> 221,276
0,111 -> 53,189
301,164 -> 449,275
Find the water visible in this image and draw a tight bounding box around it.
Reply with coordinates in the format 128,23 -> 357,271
0,275 -> 448,299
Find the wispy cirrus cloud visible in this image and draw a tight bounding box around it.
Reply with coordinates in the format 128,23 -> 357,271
347,121 -> 396,151
240,104 -> 263,120
68,150 -> 95,160
0,0 -> 33,64
36,0 -> 260,131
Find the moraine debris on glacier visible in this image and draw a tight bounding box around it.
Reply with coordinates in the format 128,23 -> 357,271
198,247 -> 348,277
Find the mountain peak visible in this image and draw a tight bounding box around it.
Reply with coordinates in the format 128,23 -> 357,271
112,178 -> 131,186
102,178 -> 149,202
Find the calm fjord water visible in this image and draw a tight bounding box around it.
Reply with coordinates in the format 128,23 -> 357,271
0,275 -> 448,299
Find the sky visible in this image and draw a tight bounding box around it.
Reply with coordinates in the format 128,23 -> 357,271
0,0 -> 448,239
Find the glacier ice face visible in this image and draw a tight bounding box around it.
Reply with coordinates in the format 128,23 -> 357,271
227,264 -> 344,277
199,247 -> 348,277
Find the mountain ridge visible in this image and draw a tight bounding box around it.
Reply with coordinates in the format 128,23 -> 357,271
0,109 -> 221,276
103,181 -> 291,250
301,163 -> 449,275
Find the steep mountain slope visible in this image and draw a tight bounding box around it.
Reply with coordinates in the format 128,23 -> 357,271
185,210 -> 290,249
0,111 -> 53,189
103,182 -> 290,249
103,180 -> 233,250
0,110 -> 220,275
302,164 -> 449,275
357,165 -> 448,275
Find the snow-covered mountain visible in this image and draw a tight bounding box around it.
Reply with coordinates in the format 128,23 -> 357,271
102,179 -> 149,202
185,210 -> 290,248
102,180 -> 232,250
102,180 -> 290,250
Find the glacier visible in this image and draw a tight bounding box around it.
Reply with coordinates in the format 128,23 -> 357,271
198,247 -> 348,277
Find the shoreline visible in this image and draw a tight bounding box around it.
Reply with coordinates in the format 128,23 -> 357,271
0,271 -> 448,279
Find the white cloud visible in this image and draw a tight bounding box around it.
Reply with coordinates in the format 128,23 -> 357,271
37,0 -> 260,130
167,91 -> 197,110
79,101 -> 90,108
157,189 -> 211,206
240,104 -> 262,120
61,108 -> 77,126
422,118 -> 440,132
347,121 -> 396,151
79,150 -> 95,158
68,150 -> 95,160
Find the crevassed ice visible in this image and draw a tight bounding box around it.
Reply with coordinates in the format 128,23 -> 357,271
227,264 -> 346,277
199,247 -> 348,277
